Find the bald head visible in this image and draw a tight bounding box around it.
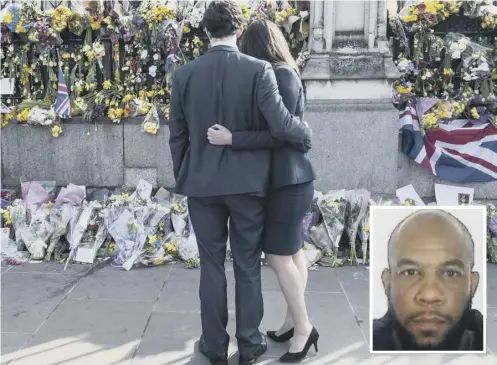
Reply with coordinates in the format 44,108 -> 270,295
387,209 -> 474,268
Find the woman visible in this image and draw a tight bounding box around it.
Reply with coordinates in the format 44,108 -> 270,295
206,19 -> 318,363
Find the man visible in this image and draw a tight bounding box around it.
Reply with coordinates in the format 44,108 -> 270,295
373,209 -> 484,351
168,2 -> 312,365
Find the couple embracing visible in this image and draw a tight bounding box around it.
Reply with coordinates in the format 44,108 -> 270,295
168,1 -> 318,364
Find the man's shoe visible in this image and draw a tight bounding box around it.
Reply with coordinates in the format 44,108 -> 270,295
199,337 -> 228,365
239,334 -> 268,365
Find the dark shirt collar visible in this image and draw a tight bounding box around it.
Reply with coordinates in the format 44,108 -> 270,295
208,44 -> 239,54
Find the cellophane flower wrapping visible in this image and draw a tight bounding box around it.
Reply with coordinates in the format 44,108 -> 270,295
359,199 -> 375,265
9,200 -> 28,250
345,189 -> 371,264
141,104 -> 160,134
44,203 -> 77,261
102,180 -> 172,270
21,181 -> 56,206
21,203 -> 53,260
315,190 -> 348,255
1,227 -> 29,264
175,218 -> 199,264
171,194 -> 189,235
444,33 -> 493,81
64,200 -> 103,269
487,203 -> 497,263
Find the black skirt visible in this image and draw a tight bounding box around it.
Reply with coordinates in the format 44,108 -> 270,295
262,181 -> 314,255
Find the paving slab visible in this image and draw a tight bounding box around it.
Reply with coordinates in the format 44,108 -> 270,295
132,311 -> 238,365
2,264 -> 497,365
67,264 -> 172,302
261,290 -> 370,361
154,267 -> 236,314
0,333 -> 31,359
1,271 -> 81,333
3,299 -> 153,365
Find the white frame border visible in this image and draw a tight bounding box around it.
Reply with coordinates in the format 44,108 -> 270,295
368,205 -> 488,354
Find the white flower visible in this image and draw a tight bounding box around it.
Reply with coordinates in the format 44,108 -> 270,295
149,65 -> 157,77
478,63 -> 490,72
451,51 -> 461,59
153,53 -> 160,61
140,49 -> 148,60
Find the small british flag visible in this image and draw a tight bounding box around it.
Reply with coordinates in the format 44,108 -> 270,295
54,66 -> 71,119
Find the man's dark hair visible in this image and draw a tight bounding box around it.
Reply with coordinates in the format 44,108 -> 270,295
387,209 -> 475,268
202,1 -> 244,39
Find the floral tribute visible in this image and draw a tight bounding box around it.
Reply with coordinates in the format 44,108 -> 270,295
390,0 -> 497,130
0,0 -> 310,136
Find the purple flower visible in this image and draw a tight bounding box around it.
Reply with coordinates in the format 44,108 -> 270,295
132,15 -> 144,28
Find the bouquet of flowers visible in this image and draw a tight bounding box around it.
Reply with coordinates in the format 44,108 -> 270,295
44,203 -> 77,261
19,202 -> 54,260
64,200 -> 103,269
141,104 -> 160,135
315,190 -> 348,255
344,190 -> 371,265
170,194 -> 189,235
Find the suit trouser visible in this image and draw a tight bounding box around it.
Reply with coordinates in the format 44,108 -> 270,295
187,194 -> 265,356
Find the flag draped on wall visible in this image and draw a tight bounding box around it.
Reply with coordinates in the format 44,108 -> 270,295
54,66 -> 71,119
399,101 -> 497,182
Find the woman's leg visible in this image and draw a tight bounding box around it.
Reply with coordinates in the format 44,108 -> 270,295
266,254 -> 312,353
274,249 -> 308,335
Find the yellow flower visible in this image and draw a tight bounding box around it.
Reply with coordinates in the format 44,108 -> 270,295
122,94 -> 136,103
443,67 -> 454,76
422,112 -> 438,129
403,14 -> 418,23
470,107 -> 480,120
148,234 -> 158,243
166,242 -> 177,254
143,121 -> 158,134
15,20 -> 27,33
114,108 -> 123,118
2,209 -> 12,226
395,84 -> 412,94
51,125 -> 63,137
193,36 -> 204,46
183,24 -> 191,33
103,80 -> 112,89
17,109 -> 30,122
451,101 -> 464,116
3,11 -> 13,24
52,6 -> 72,32
89,18 -> 101,30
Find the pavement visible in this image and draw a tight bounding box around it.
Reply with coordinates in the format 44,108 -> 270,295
2,261 -> 497,365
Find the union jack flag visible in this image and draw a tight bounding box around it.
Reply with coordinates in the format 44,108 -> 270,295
399,101 -> 497,182
54,66 -> 71,119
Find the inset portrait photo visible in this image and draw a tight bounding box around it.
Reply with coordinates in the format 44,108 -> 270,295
369,206 -> 487,354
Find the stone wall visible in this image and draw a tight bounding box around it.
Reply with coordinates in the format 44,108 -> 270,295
3,109 -> 497,199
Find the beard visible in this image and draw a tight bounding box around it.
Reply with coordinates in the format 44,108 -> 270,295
387,298 -> 473,351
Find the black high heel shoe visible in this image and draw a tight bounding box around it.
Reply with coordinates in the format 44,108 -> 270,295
279,327 -> 319,363
266,328 -> 294,343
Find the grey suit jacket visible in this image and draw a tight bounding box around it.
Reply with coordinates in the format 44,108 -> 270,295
168,45 -> 312,198
231,65 -> 316,190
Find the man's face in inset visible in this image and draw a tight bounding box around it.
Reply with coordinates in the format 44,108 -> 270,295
382,213 -> 479,349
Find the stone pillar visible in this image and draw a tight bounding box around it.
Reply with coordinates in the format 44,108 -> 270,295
302,0 -> 402,196
309,0 -> 325,53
